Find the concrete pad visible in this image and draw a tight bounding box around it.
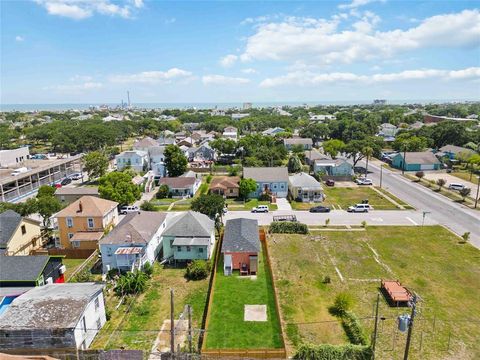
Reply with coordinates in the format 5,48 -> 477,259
244,305 -> 267,321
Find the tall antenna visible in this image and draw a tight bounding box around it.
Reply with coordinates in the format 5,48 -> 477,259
127,91 -> 131,108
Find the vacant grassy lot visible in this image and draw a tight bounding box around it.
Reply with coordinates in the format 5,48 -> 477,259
225,198 -> 278,211
322,186 -> 398,210
268,226 -> 480,359
91,264 -> 209,351
451,171 -> 478,183
205,248 -> 283,349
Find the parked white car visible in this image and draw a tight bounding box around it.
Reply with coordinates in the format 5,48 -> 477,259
448,183 -> 467,191
120,205 -> 139,214
347,204 -> 370,213
251,205 -> 269,213
355,178 -> 373,185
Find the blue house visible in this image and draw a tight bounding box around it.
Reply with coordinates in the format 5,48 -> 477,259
391,151 -> 441,171
161,211 -> 215,262
437,145 -> 475,161
313,157 -> 353,177
243,167 -> 289,198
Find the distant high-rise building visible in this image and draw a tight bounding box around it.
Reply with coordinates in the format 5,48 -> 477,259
373,99 -> 387,105
243,102 -> 252,110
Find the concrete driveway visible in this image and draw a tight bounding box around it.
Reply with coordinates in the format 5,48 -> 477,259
275,198 -> 292,211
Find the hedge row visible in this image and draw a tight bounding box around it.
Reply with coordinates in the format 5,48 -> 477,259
341,311 -> 368,345
269,221 -> 309,234
293,343 -> 372,360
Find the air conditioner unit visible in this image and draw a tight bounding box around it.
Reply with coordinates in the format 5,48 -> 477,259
45,277 -> 53,284
59,265 -> 66,274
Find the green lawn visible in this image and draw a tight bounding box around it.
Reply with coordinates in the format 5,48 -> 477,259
323,186 -> 398,210
268,226 -> 480,359
205,248 -> 283,349
375,187 -> 415,209
91,264 -> 209,351
451,171 -> 479,183
63,258 -> 87,280
225,198 -> 278,211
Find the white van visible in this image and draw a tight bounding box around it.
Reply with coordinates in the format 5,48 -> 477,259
347,204 -> 370,213
251,205 -> 269,213
448,183 -> 466,191
120,205 -> 139,214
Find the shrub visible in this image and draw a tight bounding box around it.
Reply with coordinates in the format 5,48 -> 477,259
331,292 -> 354,315
294,343 -> 372,360
140,201 -> 156,211
185,260 -> 211,280
227,165 -> 238,176
199,183 -> 209,195
461,232 -> 470,244
325,218 -> 330,227
114,271 -> 148,296
269,221 -> 309,234
106,268 -> 120,280
206,174 -> 212,184
342,312 -> 368,345
361,220 -> 367,228
142,262 -> 154,277
415,171 -> 425,181
322,275 -> 331,284
156,184 -> 169,199
258,193 -> 271,202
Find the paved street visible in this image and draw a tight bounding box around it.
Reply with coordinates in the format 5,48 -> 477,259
360,159 -> 480,248
224,209 -> 438,226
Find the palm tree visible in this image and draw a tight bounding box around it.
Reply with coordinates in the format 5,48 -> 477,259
362,146 -> 374,178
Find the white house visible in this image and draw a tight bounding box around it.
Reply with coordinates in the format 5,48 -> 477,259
115,150 -> 149,172
0,283 -> 106,350
133,137 -> 159,152
222,126 -> 238,140
148,146 -> 166,179
231,113 -> 250,120
309,114 -> 336,122
99,211 -> 167,273
288,172 -> 324,202
379,123 -> 398,137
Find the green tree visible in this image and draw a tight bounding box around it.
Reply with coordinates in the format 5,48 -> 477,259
415,171 -> 425,182
37,185 -> 56,198
83,151 -> 109,180
98,171 -> 141,205
164,145 -> 188,177
459,187 -> 471,201
239,178 -> 257,200
322,139 -> 345,159
191,194 -> 225,219
140,201 -> 156,211
156,184 -> 170,199
436,178 -> 446,191
36,196 -> 62,228
361,146 -> 373,177
287,155 -> 303,173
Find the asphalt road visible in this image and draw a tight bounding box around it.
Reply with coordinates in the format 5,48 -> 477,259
360,160 -> 480,248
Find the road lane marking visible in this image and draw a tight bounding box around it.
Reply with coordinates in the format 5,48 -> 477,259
406,217 -> 418,225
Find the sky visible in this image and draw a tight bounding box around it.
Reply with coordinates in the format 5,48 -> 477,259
1,0 -> 480,104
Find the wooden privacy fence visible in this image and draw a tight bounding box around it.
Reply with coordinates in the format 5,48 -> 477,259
200,228 -> 287,359
44,248 -> 96,259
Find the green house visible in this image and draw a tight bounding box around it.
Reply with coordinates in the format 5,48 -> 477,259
162,211 -> 215,262
391,151 -> 442,171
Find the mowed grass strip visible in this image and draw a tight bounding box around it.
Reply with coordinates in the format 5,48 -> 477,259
268,227 -> 480,359
323,186 -> 397,209
205,248 -> 283,349
225,199 -> 278,211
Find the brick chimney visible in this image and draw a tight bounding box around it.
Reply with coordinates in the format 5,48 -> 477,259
78,201 -> 83,213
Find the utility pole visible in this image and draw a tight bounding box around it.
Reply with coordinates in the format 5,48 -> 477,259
403,294 -> 418,360
475,176 -> 480,209
188,304 -> 193,354
170,289 -> 175,357
372,294 -> 380,359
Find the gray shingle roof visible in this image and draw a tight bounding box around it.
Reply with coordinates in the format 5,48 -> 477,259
163,211 -> 214,238
0,255 -> 50,282
289,172 -> 323,189
243,167 -> 288,183
222,218 -> 260,253
0,210 -> 22,248
54,187 -> 99,196
438,145 -> 475,155
99,211 -> 167,245
0,283 -> 104,329
284,138 -> 313,145
401,151 -> 441,165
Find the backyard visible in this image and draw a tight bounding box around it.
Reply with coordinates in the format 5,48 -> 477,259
204,247 -> 283,349
91,264 -> 209,352
267,226 -> 480,359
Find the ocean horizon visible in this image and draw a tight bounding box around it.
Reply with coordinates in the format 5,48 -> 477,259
1,99 -> 477,112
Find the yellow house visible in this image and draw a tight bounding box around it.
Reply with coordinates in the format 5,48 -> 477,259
55,196 -> 119,250
0,210 -> 42,256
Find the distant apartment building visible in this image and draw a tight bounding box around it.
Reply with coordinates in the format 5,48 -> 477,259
243,102 -> 253,110
0,146 -> 30,168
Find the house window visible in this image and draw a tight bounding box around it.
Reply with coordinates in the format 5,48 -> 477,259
280,184 -> 284,189
94,297 -> 100,311
198,248 -> 204,253
186,246 -> 191,252
96,318 -> 102,330
87,218 -> 94,228
68,233 -> 74,239
229,189 -> 233,193
177,246 -> 182,252
21,225 -> 26,235
66,217 -> 73,228
72,241 -> 80,248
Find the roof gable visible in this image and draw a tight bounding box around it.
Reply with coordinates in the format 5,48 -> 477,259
163,211 -> 214,238
0,210 -> 22,248
222,218 -> 260,253
55,196 -> 118,218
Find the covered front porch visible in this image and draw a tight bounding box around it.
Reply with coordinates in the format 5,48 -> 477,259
114,246 -> 147,272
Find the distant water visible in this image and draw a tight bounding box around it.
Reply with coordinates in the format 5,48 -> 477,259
0,99 -> 476,112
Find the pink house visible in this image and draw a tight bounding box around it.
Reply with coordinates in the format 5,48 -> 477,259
221,218 -> 260,276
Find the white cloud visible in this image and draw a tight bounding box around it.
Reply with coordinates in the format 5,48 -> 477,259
70,75 -> 93,82
202,75 -> 250,85
109,68 -> 193,83
45,82 -> 103,91
15,35 -> 25,42
237,9 -> 480,66
220,54 -> 238,68
241,68 -> 257,74
35,0 -> 141,20
338,0 -> 384,10
259,67 -> 480,87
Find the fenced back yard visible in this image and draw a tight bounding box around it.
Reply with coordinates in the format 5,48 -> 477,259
267,226 -> 480,359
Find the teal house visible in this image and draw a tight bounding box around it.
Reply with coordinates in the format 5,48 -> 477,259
391,151 -> 441,171
313,157 -> 353,177
243,167 -> 289,198
161,211 -> 215,262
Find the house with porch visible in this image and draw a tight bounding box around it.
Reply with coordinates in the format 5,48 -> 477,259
209,176 -> 240,198
99,211 -> 167,273
0,210 -> 42,256
115,150 -> 149,172
55,196 -> 119,250
161,211 -> 215,262
158,176 -> 201,198
222,218 -> 260,276
243,167 -> 289,198
391,151 -> 442,171
288,172 -> 324,202
313,157 -> 353,178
